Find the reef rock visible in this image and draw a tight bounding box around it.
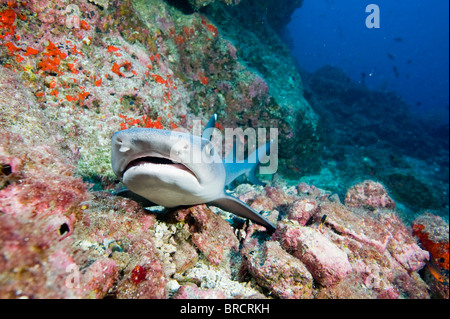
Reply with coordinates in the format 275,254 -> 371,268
174,205 -> 239,266
345,180 -> 396,210
275,222 -> 352,287
412,213 -> 449,298
241,233 -> 314,299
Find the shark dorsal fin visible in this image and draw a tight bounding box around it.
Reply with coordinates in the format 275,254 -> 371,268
202,114 -> 217,141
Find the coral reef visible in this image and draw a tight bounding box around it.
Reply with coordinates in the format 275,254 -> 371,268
275,222 -> 352,287
173,205 -> 239,266
0,0 -> 447,299
345,180 -> 396,210
204,0 -> 321,170
299,65 -> 449,220
412,213 -> 449,298
241,233 -> 314,299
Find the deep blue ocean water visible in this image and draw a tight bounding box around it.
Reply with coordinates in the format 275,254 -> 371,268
286,0 -> 449,126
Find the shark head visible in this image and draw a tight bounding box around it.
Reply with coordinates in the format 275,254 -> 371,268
111,114 -> 277,232
111,128 -> 226,207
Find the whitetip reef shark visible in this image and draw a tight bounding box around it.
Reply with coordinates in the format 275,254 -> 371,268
111,114 -> 276,232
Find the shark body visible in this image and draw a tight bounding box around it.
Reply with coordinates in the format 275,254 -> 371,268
111,114 -> 276,232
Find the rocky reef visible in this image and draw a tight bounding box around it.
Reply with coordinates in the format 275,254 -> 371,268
298,65 -> 449,222
0,0 -> 448,299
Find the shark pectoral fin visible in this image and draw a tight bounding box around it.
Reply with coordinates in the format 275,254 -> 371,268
114,188 -> 157,207
208,195 -> 276,233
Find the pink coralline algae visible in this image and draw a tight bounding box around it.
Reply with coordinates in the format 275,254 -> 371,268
174,205 -> 239,266
241,228 -> 314,299
287,198 -> 319,226
345,180 -> 396,210
275,222 -> 352,287
231,180 -> 432,298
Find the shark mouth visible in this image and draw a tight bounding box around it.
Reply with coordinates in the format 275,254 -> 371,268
123,156 -> 196,178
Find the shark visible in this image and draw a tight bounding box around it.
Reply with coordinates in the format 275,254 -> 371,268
110,114 -> 276,232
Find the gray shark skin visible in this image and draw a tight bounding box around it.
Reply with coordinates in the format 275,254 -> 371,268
111,114 -> 276,232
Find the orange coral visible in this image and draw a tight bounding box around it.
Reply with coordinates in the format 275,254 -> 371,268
68,63 -> 78,74
142,115 -> 163,129
413,224 -> 449,270
66,95 -> 79,102
78,90 -> 89,102
3,41 -> 20,55
112,61 -> 132,77
198,72 -> 209,85
0,8 -> 16,39
151,74 -> 166,85
206,24 -> 218,37
24,46 -> 39,56
70,45 -> 83,56
107,45 -> 120,52
200,17 -> 218,37
80,20 -> 90,31
38,41 -> 67,75
119,114 -> 164,130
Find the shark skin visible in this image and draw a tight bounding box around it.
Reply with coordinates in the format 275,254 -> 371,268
111,114 -> 276,232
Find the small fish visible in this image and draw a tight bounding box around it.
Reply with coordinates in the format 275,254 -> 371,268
393,66 -> 400,78
425,259 -> 449,285
319,214 -> 327,230
387,53 -> 395,60
393,37 -> 404,42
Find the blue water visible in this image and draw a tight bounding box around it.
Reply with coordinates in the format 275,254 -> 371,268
286,0 -> 449,125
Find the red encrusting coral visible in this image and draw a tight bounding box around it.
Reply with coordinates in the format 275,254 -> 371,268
38,41 -> 67,75
118,114 -> 164,130
0,7 -> 16,39
23,46 -> 38,56
112,61 -> 132,78
130,265 -> 147,284
412,222 -> 449,271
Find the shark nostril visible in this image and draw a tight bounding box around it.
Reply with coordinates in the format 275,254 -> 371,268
119,144 -> 131,152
